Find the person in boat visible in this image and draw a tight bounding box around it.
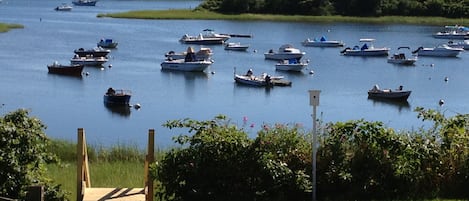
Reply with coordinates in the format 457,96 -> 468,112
372,84 -> 380,91
184,52 -> 196,62
246,69 -> 253,76
265,75 -> 272,86
106,87 -> 115,95
398,85 -> 403,91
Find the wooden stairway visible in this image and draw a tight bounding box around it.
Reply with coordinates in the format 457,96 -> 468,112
76,128 -> 154,201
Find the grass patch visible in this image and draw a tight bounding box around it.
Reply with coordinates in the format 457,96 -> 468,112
47,161 -> 144,201
0,22 -> 24,33
97,9 -> 469,26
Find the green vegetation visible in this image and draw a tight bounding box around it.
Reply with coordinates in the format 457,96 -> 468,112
153,111 -> 469,201
3,108 -> 469,200
0,109 -> 67,201
97,9 -> 468,26
199,0 -> 469,18
0,22 -> 24,33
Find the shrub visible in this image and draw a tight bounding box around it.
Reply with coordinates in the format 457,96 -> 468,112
0,109 -> 68,200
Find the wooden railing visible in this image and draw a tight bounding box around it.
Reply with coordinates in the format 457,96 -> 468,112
76,128 -> 154,201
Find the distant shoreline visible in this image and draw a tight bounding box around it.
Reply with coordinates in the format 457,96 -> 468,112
97,9 -> 468,26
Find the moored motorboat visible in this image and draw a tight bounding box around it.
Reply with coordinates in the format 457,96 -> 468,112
234,69 -> 291,87
368,84 -> 411,101
72,0 -> 97,6
70,54 -> 108,66
179,34 -> 225,45
447,40 -> 469,50
201,29 -> 231,42
341,38 -> 389,56
161,50 -> 212,72
74,47 -> 111,57
54,3 -> 72,11
275,59 -> 308,72
432,25 -> 469,40
387,47 -> 417,65
97,38 -> 118,48
302,36 -> 344,47
103,87 -> 132,106
224,42 -> 249,51
165,46 -> 213,61
161,59 -> 212,72
47,61 -> 84,76
412,44 -> 464,57
264,44 -> 306,60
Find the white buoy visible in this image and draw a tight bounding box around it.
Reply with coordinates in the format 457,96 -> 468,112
444,76 -> 449,82
211,71 -> 215,74
309,70 -> 314,74
253,49 -> 257,53
108,64 -> 112,68
134,103 -> 141,109
439,99 -> 445,106
85,72 -> 89,76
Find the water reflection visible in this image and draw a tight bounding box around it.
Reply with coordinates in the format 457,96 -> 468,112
104,103 -> 131,117
47,73 -> 83,80
367,97 -> 411,112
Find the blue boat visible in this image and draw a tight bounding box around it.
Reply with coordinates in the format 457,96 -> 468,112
103,88 -> 132,106
97,38 -> 118,48
72,0 -> 97,6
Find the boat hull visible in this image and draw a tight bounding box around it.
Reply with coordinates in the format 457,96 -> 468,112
342,49 -> 389,56
415,49 -> 462,57
161,60 -> 212,72
70,57 -> 108,66
275,63 -> 307,72
72,1 -> 96,6
368,90 -> 411,101
302,40 -> 344,47
387,58 -> 417,65
47,64 -> 84,76
104,95 -> 131,105
264,53 -> 305,60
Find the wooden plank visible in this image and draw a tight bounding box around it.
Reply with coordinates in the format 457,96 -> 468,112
83,188 -> 145,201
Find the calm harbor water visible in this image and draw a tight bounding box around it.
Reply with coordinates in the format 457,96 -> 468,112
1,0 -> 468,148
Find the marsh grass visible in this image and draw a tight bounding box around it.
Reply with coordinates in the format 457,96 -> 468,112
97,9 -> 469,26
0,23 -> 24,32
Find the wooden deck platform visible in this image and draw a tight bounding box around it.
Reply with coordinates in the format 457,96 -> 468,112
83,188 -> 145,201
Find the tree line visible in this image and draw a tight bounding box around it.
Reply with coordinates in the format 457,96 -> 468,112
197,0 -> 469,18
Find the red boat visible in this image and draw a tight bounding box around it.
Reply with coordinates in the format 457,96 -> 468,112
47,61 -> 84,76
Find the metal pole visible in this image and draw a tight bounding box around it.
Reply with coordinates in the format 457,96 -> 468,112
312,105 -> 317,201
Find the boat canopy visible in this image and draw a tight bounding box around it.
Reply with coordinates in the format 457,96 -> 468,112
320,36 -> 327,41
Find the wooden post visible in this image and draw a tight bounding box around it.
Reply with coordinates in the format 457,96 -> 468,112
77,128 -> 91,201
145,129 -> 155,201
25,186 -> 44,201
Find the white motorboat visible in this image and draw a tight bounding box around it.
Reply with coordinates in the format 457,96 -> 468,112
179,34 -> 225,45
387,47 -> 417,65
161,51 -> 213,72
264,44 -> 306,60
161,59 -> 212,72
224,42 -> 249,51
447,40 -> 469,50
165,46 -> 213,61
234,69 -> 291,87
275,59 -> 308,72
70,55 -> 108,66
201,29 -> 231,42
368,84 -> 411,101
54,3 -> 72,11
412,44 -> 464,57
341,39 -> 389,56
432,25 -> 469,40
302,36 -> 344,47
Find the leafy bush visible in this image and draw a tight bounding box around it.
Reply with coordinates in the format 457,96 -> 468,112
0,109 -> 68,200
153,115 -> 311,201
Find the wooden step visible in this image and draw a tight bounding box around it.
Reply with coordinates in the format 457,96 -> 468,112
83,188 -> 145,201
